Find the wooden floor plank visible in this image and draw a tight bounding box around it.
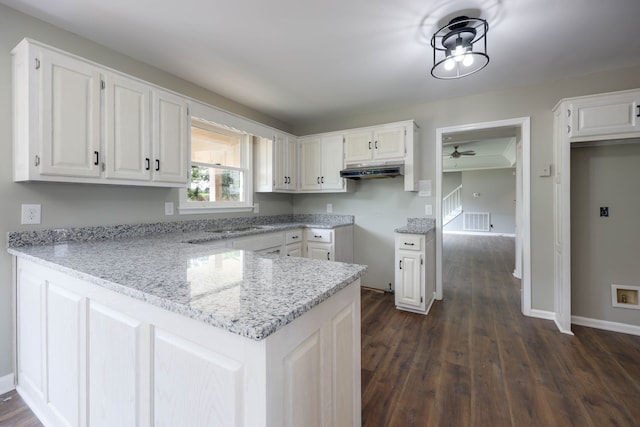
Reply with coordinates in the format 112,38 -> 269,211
361,234 -> 640,427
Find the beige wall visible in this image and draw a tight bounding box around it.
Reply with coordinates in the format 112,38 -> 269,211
571,142 -> 640,326
0,5 -> 293,378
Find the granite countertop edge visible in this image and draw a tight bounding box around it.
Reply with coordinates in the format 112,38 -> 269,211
7,214 -> 367,341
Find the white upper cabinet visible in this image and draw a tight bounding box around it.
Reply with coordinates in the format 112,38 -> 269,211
299,135 -> 349,192
344,125 -> 405,163
568,90 -> 640,139
12,38 -> 189,187
254,132 -> 298,193
274,134 -> 298,191
104,73 -> 151,181
151,89 -> 189,184
36,46 -> 102,178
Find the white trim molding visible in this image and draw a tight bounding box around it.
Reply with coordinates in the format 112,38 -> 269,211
529,309 -> 556,321
435,117 -> 531,318
572,316 -> 640,337
0,373 -> 15,395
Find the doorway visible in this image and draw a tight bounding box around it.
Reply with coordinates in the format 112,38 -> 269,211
435,117 -> 531,315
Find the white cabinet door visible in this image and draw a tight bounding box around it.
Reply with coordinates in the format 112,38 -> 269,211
396,250 -> 423,310
274,134 -> 298,191
320,135 -> 345,190
46,284 -> 85,427
570,91 -> 640,138
344,126 -> 405,163
307,242 -> 334,261
344,131 -> 373,162
104,73 -> 151,181
285,243 -> 303,257
299,137 -> 323,191
16,266 -> 46,399
89,303 -> 148,427
154,329 -> 243,427
254,136 -> 274,192
374,126 -> 405,160
39,48 -> 102,178
151,89 -> 189,184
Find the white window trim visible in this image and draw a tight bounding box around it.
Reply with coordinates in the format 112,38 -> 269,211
178,115 -> 254,214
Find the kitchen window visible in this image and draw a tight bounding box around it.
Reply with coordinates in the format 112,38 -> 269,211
179,118 -> 253,213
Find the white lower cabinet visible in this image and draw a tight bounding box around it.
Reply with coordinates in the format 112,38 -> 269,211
15,258 -> 361,427
394,231 -> 435,314
305,226 -> 354,263
284,229 -> 303,257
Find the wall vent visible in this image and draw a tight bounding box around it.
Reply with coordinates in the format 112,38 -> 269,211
463,212 -> 490,232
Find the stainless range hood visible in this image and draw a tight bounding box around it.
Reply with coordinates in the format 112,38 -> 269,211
339,163 -> 404,180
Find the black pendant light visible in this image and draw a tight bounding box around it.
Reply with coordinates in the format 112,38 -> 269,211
431,16 -> 489,79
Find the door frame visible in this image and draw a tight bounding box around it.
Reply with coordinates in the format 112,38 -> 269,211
435,117 -> 532,315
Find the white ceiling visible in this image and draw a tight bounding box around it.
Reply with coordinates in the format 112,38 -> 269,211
4,0 -> 640,127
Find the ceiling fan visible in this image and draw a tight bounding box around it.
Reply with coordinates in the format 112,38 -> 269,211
445,145 -> 476,158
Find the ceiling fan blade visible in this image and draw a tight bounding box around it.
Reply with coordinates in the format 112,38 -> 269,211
459,150 -> 476,155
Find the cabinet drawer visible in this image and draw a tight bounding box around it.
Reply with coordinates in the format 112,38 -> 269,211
305,228 -> 333,243
285,229 -> 303,244
397,234 -> 422,251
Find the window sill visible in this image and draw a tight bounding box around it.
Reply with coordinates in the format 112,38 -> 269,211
178,205 -> 255,215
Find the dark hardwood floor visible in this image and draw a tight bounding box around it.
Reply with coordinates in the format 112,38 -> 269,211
2,234 -> 639,426
0,390 -> 41,426
361,234 -> 640,427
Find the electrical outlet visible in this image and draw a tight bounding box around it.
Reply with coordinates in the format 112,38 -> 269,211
253,203 -> 260,213
326,203 -> 333,213
164,202 -> 174,216
21,204 -> 41,224
425,204 -> 433,216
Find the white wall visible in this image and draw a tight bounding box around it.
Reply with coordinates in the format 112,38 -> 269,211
445,169 -> 516,234
571,142 -> 640,326
0,5 -> 293,380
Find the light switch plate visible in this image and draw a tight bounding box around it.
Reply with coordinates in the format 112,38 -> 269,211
326,203 -> 333,213
164,202 -> 174,216
425,204 -> 433,216
253,203 -> 259,213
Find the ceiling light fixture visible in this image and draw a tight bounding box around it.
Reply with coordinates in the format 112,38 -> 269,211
431,16 -> 489,79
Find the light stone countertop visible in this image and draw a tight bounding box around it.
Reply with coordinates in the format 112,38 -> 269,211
7,216 -> 367,340
395,217 -> 436,234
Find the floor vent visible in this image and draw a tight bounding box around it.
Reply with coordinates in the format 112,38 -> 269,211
463,212 -> 490,232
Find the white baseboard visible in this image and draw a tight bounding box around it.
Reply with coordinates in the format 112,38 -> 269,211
0,373 -> 15,395
443,230 -> 516,237
528,309 -> 555,320
572,316 -> 640,336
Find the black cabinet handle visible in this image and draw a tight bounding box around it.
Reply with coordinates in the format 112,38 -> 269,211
321,176 -> 324,184
399,260 -> 402,270
145,158 -> 150,170
317,177 -> 320,184
327,252 -> 330,260
368,141 -> 372,150
404,242 -> 415,246
155,159 -> 160,171
637,105 -> 639,117
314,235 -> 322,238
93,151 -> 99,166
375,140 -> 378,149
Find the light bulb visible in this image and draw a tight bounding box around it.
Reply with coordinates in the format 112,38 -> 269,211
462,54 -> 474,67
453,45 -> 465,62
444,58 -> 455,71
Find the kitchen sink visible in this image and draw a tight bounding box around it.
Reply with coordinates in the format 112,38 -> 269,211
205,226 -> 268,234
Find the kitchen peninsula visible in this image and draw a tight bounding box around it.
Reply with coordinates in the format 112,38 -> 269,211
7,215 -> 366,426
